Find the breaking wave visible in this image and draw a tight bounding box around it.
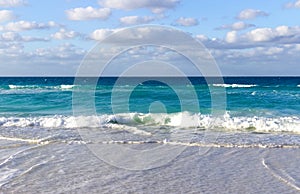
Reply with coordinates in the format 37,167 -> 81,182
212,84 -> 257,88
7,85 -> 76,90
0,112 -> 299,134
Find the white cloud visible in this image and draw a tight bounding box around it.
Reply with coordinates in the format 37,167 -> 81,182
0,42 -> 23,57
0,10 -> 15,22
263,47 -> 284,55
0,20 -> 58,31
285,0 -> 300,8
202,25 -> 300,50
0,0 -> 26,7
0,31 -> 21,41
225,31 -> 238,43
246,28 -> 274,42
99,0 -> 180,13
231,22 -> 255,30
0,43 -> 86,76
22,36 -> 49,42
90,28 -> 121,41
275,25 -> 290,36
51,28 -> 79,40
65,6 -> 111,21
245,26 -> 300,43
195,34 -> 208,42
175,17 -> 198,26
39,43 -> 85,58
89,26 -> 191,44
217,21 -> 255,31
208,42 -> 300,75
119,16 -> 154,25
237,9 -> 268,20
0,32 -> 49,42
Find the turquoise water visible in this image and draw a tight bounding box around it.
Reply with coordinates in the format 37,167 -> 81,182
1,77 -> 300,192
0,77 -> 299,133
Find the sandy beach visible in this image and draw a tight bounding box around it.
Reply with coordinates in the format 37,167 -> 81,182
1,129 -> 300,193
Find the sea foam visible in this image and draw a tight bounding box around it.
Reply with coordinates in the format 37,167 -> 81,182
7,85 -> 75,90
0,112 -> 299,134
212,84 -> 257,88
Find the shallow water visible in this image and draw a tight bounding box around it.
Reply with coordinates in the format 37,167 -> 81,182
0,126 -> 299,193
1,131 -> 300,193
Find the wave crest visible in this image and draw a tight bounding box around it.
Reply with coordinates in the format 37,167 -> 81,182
7,85 -> 75,90
0,112 -> 299,134
212,84 -> 257,88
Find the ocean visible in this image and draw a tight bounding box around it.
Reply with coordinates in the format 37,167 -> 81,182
0,76 -> 300,193
0,77 -> 299,132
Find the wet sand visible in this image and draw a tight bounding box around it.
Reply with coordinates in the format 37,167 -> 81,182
1,137 -> 300,193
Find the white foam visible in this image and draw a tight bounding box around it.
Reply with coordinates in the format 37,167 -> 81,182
7,84 -> 75,90
0,112 -> 299,134
100,140 -> 300,149
8,85 -> 28,89
262,158 -> 300,191
60,85 -> 75,89
0,136 -> 44,144
8,85 -> 43,89
212,84 -> 257,88
107,112 -> 199,128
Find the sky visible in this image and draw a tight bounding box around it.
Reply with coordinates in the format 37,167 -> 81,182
0,0 -> 300,76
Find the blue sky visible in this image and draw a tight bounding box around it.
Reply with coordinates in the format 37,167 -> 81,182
0,0 -> 300,76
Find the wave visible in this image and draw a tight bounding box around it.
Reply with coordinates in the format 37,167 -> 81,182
98,140 -> 300,149
0,136 -> 46,144
212,84 -> 257,88
8,85 -> 39,89
0,112 -> 299,134
59,85 -> 75,89
4,83 -> 298,90
7,85 -> 75,90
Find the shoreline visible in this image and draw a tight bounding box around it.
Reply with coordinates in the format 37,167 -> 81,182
0,139 -> 299,193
